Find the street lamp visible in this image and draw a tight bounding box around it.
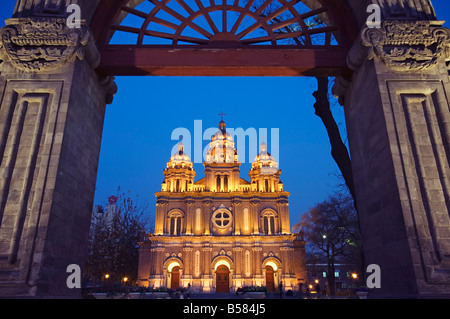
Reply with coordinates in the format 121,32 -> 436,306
351,273 -> 359,290
103,274 -> 110,292
121,276 -> 129,292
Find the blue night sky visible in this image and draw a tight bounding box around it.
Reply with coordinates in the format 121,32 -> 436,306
1,1 -> 449,229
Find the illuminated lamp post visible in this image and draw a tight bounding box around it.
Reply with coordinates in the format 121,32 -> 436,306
103,274 -> 110,292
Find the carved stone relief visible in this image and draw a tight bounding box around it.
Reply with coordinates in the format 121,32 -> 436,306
0,17 -> 100,73
349,20 -> 450,73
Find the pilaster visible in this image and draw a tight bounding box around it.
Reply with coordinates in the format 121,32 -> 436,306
333,19 -> 450,298
0,16 -> 116,297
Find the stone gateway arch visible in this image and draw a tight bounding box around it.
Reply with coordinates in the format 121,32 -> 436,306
0,0 -> 449,298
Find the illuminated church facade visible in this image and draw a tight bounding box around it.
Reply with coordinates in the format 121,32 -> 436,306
137,119 -> 306,293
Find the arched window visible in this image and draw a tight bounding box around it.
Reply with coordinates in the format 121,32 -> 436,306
224,175 -> 228,192
261,210 -> 277,235
168,211 -> 183,235
216,175 -> 221,191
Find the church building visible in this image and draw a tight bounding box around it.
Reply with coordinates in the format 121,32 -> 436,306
137,119 -> 306,293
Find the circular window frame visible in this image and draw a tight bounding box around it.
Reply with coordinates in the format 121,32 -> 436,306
212,209 -> 233,230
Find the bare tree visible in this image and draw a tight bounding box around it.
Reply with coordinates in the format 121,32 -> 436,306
84,188 -> 152,290
313,77 -> 356,204
295,193 -> 362,296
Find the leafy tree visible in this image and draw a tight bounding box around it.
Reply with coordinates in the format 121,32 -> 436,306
294,193 -> 362,295
84,188 -> 152,289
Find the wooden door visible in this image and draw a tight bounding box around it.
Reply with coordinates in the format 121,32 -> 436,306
266,265 -> 275,292
170,266 -> 180,290
215,265 -> 230,293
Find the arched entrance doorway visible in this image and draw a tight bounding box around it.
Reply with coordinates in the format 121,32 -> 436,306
264,260 -> 280,292
170,266 -> 180,290
215,265 -> 230,293
265,265 -> 275,292
165,260 -> 182,290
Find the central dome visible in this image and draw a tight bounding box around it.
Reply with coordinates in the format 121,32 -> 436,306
205,119 -> 238,164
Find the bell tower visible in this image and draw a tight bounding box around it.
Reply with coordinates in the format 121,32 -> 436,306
249,141 -> 283,192
204,116 -> 240,192
162,139 -> 195,192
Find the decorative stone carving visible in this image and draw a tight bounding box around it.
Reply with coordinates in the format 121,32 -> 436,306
232,197 -> 242,206
371,0 -> 436,20
98,75 -> 118,105
335,20 -> 450,105
351,20 -> 450,73
331,76 -> 351,106
0,17 -> 100,73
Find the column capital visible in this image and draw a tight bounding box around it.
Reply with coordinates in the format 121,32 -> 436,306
0,17 -> 100,73
348,20 -> 450,74
333,20 -> 450,105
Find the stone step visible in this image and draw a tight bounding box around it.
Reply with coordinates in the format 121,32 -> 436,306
0,282 -> 32,297
0,270 -> 20,281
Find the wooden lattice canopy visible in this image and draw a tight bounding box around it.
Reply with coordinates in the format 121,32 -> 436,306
91,0 -> 358,76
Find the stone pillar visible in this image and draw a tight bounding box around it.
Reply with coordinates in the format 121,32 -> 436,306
250,197 -> 260,235
182,246 -> 193,286
154,198 -> 167,235
232,246 -> 243,285
0,16 -> 116,297
232,197 -> 241,235
277,197 -> 290,234
252,245 -> 263,285
201,246 -> 212,292
333,20 -> 450,298
185,197 -> 194,235
203,197 -> 212,235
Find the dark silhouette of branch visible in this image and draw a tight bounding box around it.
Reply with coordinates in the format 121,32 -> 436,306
312,77 -> 356,208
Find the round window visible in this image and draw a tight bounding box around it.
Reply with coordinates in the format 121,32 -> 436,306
212,209 -> 232,229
